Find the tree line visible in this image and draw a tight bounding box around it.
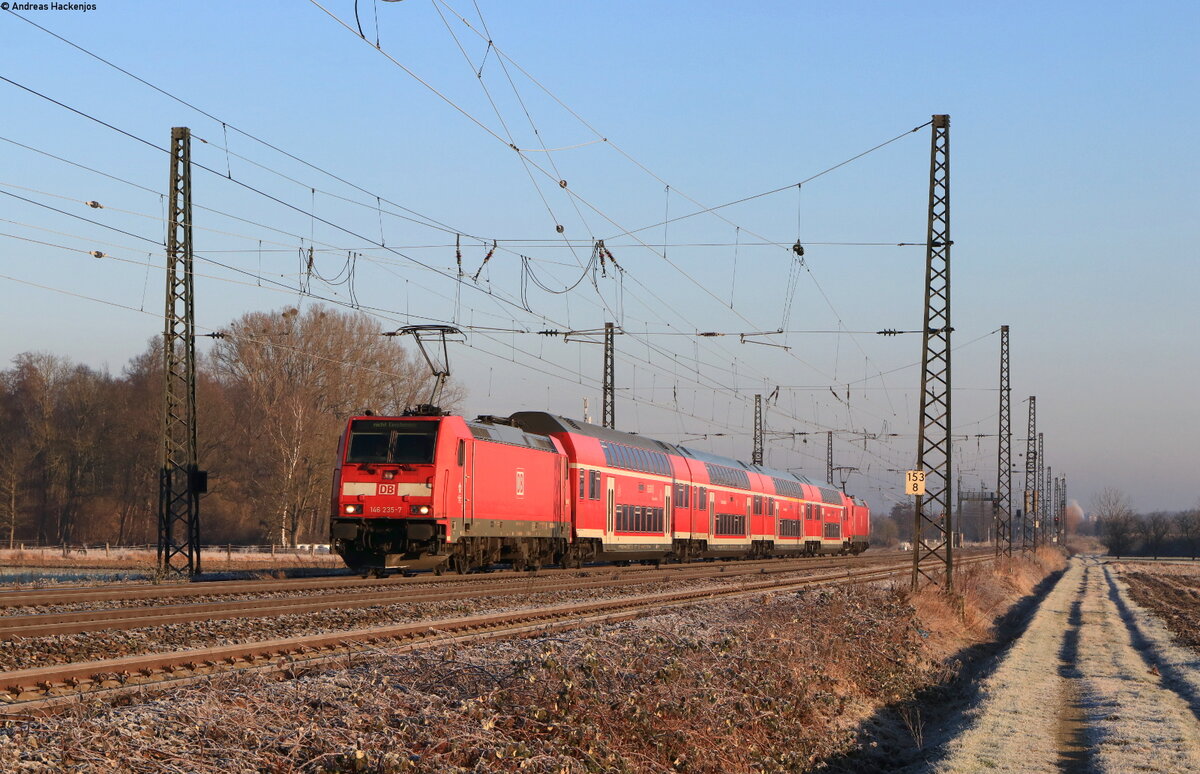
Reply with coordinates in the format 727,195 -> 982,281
0,305 -> 454,548
1090,487 -> 1200,559
868,486 -> 1200,559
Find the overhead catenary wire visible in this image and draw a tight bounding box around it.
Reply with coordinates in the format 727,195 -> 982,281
7,18 -> 914,424
2,18 -> 964,482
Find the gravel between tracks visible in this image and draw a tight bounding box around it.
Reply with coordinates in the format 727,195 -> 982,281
0,572 -> 796,671
930,557 -> 1200,773
0,583 -> 930,773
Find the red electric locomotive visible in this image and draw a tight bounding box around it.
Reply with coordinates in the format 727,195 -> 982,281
330,410 -> 869,574
330,413 -> 568,574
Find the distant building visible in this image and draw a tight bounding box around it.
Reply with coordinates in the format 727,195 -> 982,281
957,488 -> 998,543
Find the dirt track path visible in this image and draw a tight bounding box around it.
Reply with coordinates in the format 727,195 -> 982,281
931,556 -> 1200,773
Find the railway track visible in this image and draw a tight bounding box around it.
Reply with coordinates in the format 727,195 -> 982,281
0,551 -> 922,608
0,553 -> 993,715
0,550 -> 990,638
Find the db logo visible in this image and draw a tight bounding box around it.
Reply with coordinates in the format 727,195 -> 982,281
515,469 -> 525,498
378,483 -> 397,495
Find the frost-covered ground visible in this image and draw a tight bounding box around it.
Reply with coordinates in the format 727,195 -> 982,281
930,557 -> 1200,773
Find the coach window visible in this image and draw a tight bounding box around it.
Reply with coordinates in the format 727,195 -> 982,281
588,470 -> 600,500
579,470 -> 586,500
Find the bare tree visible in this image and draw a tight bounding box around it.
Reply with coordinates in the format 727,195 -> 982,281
1100,513 -> 1137,558
1176,508 -> 1200,561
1144,512 -> 1173,559
209,305 -> 445,546
1093,488 -> 1133,522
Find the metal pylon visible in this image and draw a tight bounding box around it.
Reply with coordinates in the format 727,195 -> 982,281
826,431 -> 834,484
1045,464 -> 1052,548
1037,433 -> 1046,547
752,394 -> 763,466
1059,475 -> 1068,545
158,126 -> 201,577
995,324 -> 1012,557
1022,396 -> 1037,551
911,114 -> 954,591
602,322 -> 615,428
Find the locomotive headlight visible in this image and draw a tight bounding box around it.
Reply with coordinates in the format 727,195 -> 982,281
382,470 -> 396,480
343,504 -> 363,515
410,505 -> 431,516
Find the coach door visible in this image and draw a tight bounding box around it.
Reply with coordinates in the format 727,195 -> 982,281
606,476 -> 615,535
460,438 -> 474,528
664,485 -> 672,537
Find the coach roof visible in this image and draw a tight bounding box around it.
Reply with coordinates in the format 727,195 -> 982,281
508,411 -> 680,456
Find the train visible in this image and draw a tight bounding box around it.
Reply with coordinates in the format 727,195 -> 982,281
329,410 -> 869,574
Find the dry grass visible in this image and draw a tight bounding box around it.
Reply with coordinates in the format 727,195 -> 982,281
909,548 -> 1067,665
1065,535 -> 1105,555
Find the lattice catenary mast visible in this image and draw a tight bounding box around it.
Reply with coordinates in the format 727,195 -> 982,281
826,431 -> 834,484
995,325 -> 1012,557
158,127 -> 204,577
753,394 -> 764,466
1058,475 -> 1068,545
1037,433 -> 1046,547
602,322 -> 615,428
911,114 -> 954,591
1023,396 -> 1037,551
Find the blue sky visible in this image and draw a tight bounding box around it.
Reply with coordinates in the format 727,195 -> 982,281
1,1 -> 1197,514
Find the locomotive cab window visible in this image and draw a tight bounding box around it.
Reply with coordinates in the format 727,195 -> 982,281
346,420 -> 438,464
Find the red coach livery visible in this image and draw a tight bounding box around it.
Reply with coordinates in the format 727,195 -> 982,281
330,410 -> 869,574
